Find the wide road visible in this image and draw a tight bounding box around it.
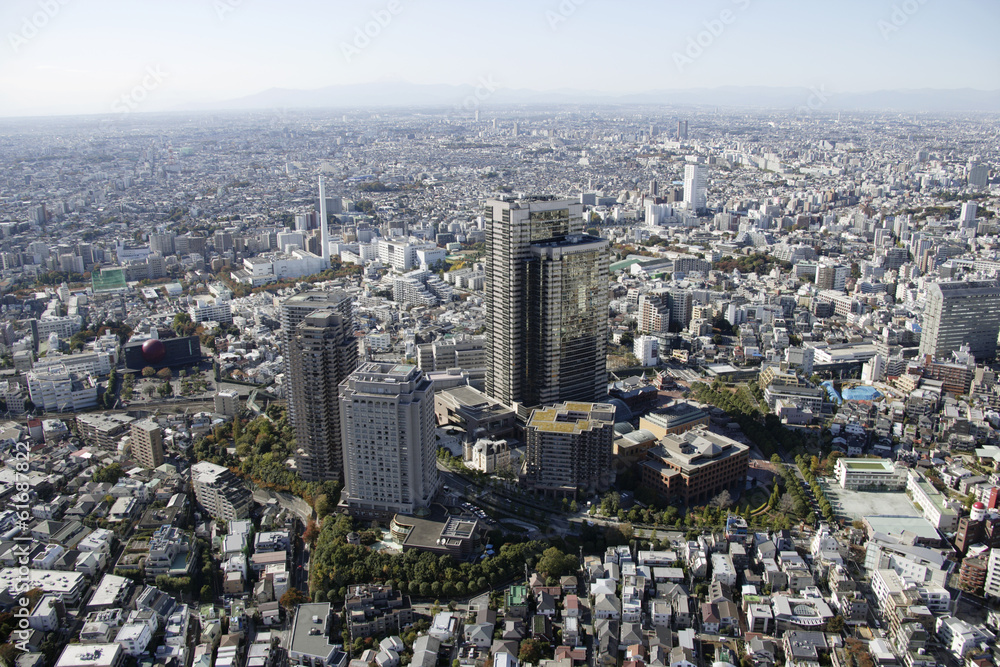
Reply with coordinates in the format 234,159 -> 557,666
436,462 -> 578,535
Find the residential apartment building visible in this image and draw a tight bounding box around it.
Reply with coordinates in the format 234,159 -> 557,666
214,390 -> 240,417
286,307 -> 357,482
523,402 -> 616,496
190,461 -> 252,521
340,363 -> 438,518
130,419 -> 164,469
344,585 -> 414,639
484,196 -> 584,408
416,335 -> 487,372
280,290 -> 357,481
523,233 -> 609,408
76,413 -> 135,449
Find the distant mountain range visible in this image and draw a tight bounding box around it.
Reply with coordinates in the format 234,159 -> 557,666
205,83 -> 1000,114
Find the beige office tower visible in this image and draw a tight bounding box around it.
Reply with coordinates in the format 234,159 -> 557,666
131,419 -> 164,468
340,363 -> 439,518
483,196 -> 588,408
283,293 -> 357,482
919,280 -> 1000,361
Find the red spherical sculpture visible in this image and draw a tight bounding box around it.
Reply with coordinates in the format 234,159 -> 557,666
141,338 -> 166,364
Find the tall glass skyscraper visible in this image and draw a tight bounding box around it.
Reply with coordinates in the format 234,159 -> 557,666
484,196 -> 608,410
525,234 -> 610,407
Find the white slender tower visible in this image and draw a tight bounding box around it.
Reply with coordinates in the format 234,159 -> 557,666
318,175 -> 330,266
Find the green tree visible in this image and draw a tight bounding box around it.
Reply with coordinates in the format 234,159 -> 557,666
93,463 -> 124,484
280,588 -> 309,610
828,615 -> 845,633
142,366 -> 156,378
519,639 -> 548,665
200,585 -> 213,601
536,547 -> 578,579
173,312 -> 195,336
314,494 -> 332,518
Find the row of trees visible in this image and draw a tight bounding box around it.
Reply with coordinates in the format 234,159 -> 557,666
121,372 -> 135,401
773,459 -> 818,527
796,454 -> 836,524
99,369 -> 117,409
591,488 -> 793,534
308,513 -> 548,602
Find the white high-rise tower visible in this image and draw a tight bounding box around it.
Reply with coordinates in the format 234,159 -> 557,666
683,164 -> 707,212
340,363 -> 439,518
318,175 -> 330,266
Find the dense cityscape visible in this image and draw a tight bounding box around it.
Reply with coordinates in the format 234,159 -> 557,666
2,1 -> 1000,666
0,102 -> 997,667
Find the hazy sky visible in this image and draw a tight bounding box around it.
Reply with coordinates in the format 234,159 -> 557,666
1,0 -> 998,117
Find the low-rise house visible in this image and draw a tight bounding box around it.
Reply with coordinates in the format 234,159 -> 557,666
593,593 -> 621,620
701,603 -> 720,634
536,591 -> 557,617
428,612 -> 459,643
651,600 -> 672,627
114,610 -> 158,657
782,630 -> 827,667
563,594 -> 581,617
504,585 -> 529,618
411,636 -> 441,667
531,614 -> 554,642
80,609 -> 125,644
562,615 -> 581,646
288,603 -> 349,667
463,623 -> 493,649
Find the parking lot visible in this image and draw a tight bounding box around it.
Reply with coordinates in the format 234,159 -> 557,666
819,479 -> 921,520
460,501 -> 499,528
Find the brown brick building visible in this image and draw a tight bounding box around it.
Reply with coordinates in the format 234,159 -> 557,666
639,427 -> 749,506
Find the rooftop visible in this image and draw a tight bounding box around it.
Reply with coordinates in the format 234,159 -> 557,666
289,603 -> 344,663
841,459 -> 895,471
527,402 -> 616,435
55,644 -> 123,667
